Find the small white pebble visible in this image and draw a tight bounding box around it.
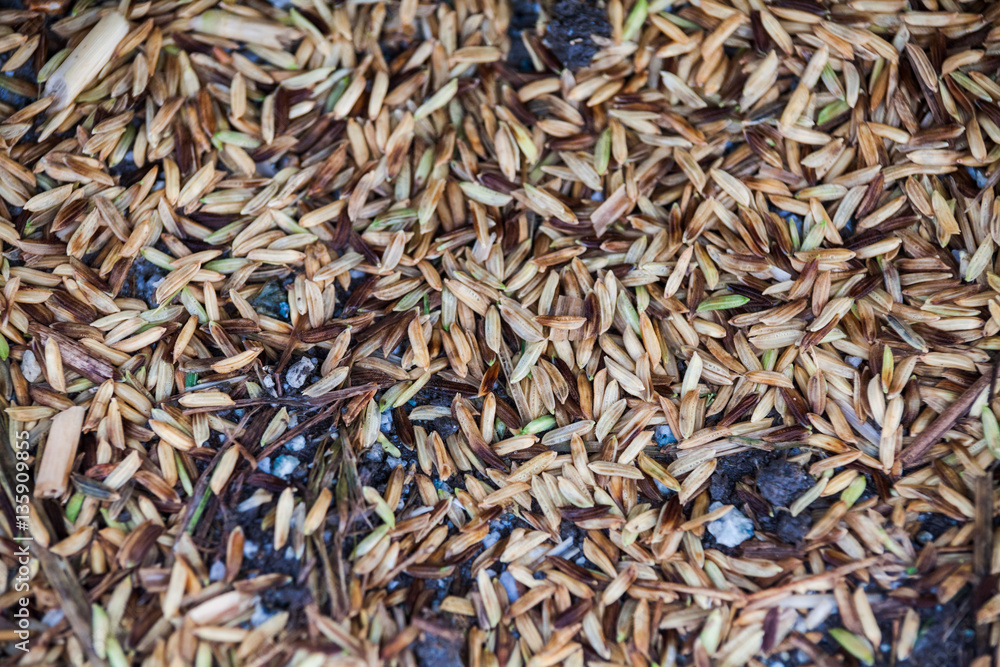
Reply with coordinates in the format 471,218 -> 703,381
42,609 -> 65,628
285,357 -> 316,389
366,445 -> 384,462
386,456 -> 404,469
500,570 -> 519,602
380,411 -> 393,432
482,531 -> 501,549
250,602 -> 273,628
209,561 -> 226,582
257,457 -> 271,474
20,350 -> 41,382
285,435 -> 307,452
273,455 -> 299,479
243,541 -> 259,559
654,424 -> 676,445
706,501 -> 755,548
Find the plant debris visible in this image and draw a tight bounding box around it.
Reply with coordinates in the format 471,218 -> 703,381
0,0 -> 998,666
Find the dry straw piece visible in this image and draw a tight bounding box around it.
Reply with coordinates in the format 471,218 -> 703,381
0,0 -> 999,666
33,404 -> 85,498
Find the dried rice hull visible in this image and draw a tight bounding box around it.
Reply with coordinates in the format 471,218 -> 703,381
0,1 -> 995,667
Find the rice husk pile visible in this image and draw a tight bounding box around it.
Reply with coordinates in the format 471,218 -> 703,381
0,0 -> 999,666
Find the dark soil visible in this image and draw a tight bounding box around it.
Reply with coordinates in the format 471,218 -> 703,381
800,598 -> 979,667
222,409 -> 339,624
118,256 -> 168,305
704,451 -> 822,551
357,428 -> 420,492
756,459 -> 815,508
233,508 -> 313,620
775,511 -> 811,544
508,0 -> 540,72
709,449 -> 774,503
413,632 -> 465,667
903,599 -> 977,667
764,605 -> 961,667
354,387 -> 461,492
917,512 -> 958,541
248,280 -> 291,320
543,0 -> 611,70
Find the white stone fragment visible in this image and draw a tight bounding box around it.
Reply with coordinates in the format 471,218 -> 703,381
209,561 -> 226,582
250,602 -> 273,628
654,424 -> 676,445
285,435 -> 307,452
42,609 -> 65,628
706,501 -> 755,548
500,570 -> 519,602
285,357 -> 316,389
21,350 -> 41,382
273,455 -> 299,479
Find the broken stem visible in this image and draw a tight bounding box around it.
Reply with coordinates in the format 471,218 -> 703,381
43,12 -> 129,110
899,374 -> 991,468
